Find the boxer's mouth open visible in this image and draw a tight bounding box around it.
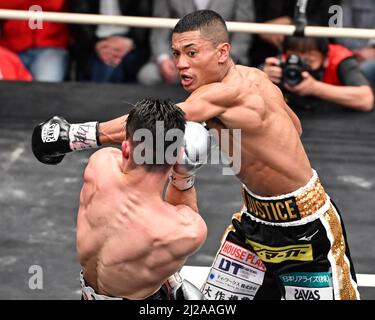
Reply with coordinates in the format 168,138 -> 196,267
180,74 -> 193,87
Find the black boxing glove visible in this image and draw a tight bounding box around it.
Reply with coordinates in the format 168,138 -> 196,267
32,116 -> 100,165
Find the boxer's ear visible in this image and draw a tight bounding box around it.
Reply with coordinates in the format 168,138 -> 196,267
217,42 -> 231,64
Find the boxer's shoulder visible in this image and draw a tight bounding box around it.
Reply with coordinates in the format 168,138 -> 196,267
84,147 -> 121,181
88,147 -> 121,164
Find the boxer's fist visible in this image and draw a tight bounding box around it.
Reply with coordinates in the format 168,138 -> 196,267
170,121 -> 211,191
32,116 -> 100,165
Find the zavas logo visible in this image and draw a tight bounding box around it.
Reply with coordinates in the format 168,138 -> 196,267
294,288 -> 320,300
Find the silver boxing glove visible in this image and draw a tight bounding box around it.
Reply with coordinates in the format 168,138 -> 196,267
170,121 -> 212,191
167,272 -> 205,300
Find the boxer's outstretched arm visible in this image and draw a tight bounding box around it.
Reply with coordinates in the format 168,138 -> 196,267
98,114 -> 128,145
177,84 -> 228,123
32,114 -> 129,165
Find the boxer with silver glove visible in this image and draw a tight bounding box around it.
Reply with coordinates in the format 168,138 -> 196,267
170,121 -> 212,191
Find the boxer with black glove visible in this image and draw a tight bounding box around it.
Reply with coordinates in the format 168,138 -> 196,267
32,116 -> 100,165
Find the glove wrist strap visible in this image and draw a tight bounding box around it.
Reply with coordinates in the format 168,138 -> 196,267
69,122 -> 100,151
170,173 -> 195,191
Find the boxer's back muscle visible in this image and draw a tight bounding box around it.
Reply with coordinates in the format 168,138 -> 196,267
77,148 -> 206,299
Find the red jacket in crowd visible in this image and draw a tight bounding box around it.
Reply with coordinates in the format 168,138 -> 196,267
323,44 -> 354,86
0,46 -> 32,81
0,0 -> 69,53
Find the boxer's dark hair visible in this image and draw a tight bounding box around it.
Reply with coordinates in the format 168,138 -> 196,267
126,99 -> 186,171
283,36 -> 329,57
173,10 -> 229,46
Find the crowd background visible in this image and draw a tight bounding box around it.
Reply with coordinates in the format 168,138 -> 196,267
0,0 -> 374,110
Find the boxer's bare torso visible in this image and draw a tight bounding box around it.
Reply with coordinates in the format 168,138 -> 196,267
180,65 -> 313,196
76,148 -> 207,299
98,30 -> 313,197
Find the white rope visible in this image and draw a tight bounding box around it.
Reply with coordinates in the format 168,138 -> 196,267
0,9 -> 374,39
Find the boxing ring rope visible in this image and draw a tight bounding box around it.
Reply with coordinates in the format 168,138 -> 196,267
0,9 -> 375,39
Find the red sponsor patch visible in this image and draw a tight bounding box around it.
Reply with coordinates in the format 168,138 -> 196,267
221,241 -> 266,271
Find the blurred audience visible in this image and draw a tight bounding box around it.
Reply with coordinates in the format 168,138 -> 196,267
262,36 -> 374,112
335,0 -> 375,87
0,0 -> 70,82
70,0 -> 152,83
1,0 -> 374,91
137,0 -> 254,86
250,0 -> 340,68
0,46 -> 32,81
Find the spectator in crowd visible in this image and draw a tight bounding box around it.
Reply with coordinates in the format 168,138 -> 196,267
262,36 -> 374,112
70,0 -> 152,83
250,0 -> 340,68
0,0 -> 70,82
137,0 -> 254,86
0,46 -> 32,81
335,0 -> 375,87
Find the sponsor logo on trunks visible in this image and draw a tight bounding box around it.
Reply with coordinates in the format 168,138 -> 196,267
220,241 -> 266,271
243,190 -> 301,223
41,122 -> 59,143
203,284 -> 254,301
207,270 -> 260,296
213,256 -> 265,285
285,286 -> 334,300
246,240 -> 313,263
280,272 -> 332,288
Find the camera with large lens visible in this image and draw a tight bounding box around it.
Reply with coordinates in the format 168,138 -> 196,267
280,54 -> 309,86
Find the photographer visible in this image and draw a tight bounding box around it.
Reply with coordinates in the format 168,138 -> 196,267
262,36 -> 374,112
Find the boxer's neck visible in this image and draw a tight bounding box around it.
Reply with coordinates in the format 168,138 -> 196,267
219,59 -> 235,81
122,163 -> 169,195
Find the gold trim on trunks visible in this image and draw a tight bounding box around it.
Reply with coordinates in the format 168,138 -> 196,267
242,178 -> 327,224
323,206 -> 359,300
